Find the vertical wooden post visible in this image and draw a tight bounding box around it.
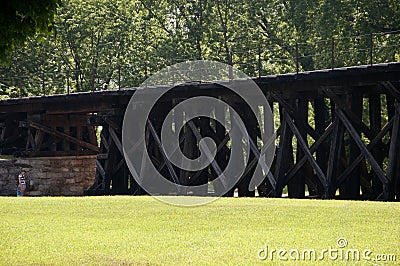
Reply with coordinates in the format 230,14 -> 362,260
369,94 -> 383,199
151,101 -> 178,192
180,117 -> 197,190
387,101 -> 400,200
76,126 -> 82,151
171,99 -> 185,192
257,102 -> 275,197
195,115 -> 212,196
326,107 -> 345,198
236,104 -> 257,197
214,101 -> 231,196
346,92 -> 363,199
229,102 -> 245,196
314,98 -> 329,197
108,117 -> 127,194
34,130 -> 44,152
25,125 -> 32,150
274,103 -> 294,197
49,126 -> 57,151
288,99 -> 307,198
63,126 -> 70,151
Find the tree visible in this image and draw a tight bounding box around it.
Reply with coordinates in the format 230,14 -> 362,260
0,0 -> 61,62
1,0 -> 399,97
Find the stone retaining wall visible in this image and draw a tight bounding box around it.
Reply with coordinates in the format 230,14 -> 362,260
0,156 -> 96,196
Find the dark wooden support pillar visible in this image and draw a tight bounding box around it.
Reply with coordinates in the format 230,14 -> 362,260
108,122 -> 126,194
86,111 -> 131,195
369,94 -> 384,199
314,98 -> 329,197
387,94 -> 395,120
100,125 -> 111,191
194,116 -> 212,196
386,93 -> 397,200
235,103 -> 257,197
214,103 -> 232,196
137,123 -> 152,194
229,103 -> 245,196
88,126 -> 98,147
151,101 -> 175,184
347,92 -> 363,199
288,99 -> 307,198
387,101 -> 400,200
179,118 -> 197,189
49,126 -> 57,152
33,130 -> 44,152
76,126 -> 82,151
326,114 -> 345,198
171,99 -> 185,187
274,103 -> 294,197
63,127 -> 70,151
257,103 -> 275,197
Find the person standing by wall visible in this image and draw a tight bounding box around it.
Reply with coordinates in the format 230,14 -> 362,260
17,170 -> 27,197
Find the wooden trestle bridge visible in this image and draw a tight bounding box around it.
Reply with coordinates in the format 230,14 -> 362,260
0,63 -> 399,200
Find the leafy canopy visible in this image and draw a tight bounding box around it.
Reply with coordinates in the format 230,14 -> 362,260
0,0 -> 61,62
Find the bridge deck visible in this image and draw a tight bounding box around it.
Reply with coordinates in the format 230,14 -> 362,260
1,63 -> 399,114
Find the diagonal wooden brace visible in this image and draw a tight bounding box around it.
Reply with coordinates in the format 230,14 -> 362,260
335,108 -> 389,186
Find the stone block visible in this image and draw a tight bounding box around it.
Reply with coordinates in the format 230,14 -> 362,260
26,191 -> 42,196
74,176 -> 84,183
71,160 -> 83,166
65,178 -> 75,184
60,167 -> 70,172
0,168 -> 8,174
69,186 -> 83,193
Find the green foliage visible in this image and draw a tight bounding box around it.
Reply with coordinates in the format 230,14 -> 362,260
0,196 -> 399,265
0,0 -> 399,96
0,0 -> 61,62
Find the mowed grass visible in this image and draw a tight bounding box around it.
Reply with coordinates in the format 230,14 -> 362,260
0,196 -> 399,265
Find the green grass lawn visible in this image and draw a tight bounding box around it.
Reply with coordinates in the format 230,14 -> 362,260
0,196 -> 399,265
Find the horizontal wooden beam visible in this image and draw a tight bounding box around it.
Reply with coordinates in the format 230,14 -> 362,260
23,150 -> 97,157
97,153 -> 109,160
